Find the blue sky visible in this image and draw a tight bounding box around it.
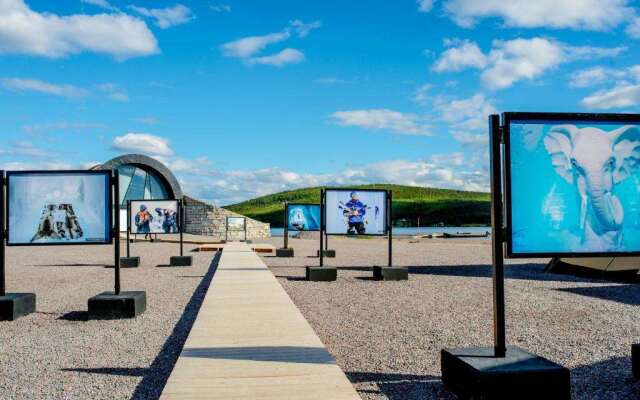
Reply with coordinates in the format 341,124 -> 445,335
1,0 -> 639,204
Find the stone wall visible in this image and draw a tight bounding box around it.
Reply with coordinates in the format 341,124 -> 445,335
183,195 -> 270,241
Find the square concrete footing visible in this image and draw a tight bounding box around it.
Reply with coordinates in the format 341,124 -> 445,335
441,346 -> 570,400
373,266 -> 408,281
88,291 -> 146,320
306,267 -> 337,281
316,249 -> 336,258
120,257 -> 140,268
633,344 -> 640,379
170,256 -> 193,266
0,293 -> 36,321
276,247 -> 294,257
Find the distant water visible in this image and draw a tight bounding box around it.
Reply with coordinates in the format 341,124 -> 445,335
271,226 -> 491,238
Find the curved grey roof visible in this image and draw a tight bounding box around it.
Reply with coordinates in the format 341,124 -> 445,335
94,154 -> 183,199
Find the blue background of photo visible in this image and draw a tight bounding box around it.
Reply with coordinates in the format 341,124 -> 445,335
509,121 -> 640,254
287,204 -> 320,231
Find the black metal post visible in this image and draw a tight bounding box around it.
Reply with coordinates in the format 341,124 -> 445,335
320,189 -> 324,267
113,170 -> 121,295
0,171 -> 5,297
490,114 -> 506,357
244,218 -> 247,242
126,200 -> 131,258
225,218 -> 228,242
179,199 -> 184,256
388,191 -> 393,267
325,231 -> 328,251
283,202 -> 289,249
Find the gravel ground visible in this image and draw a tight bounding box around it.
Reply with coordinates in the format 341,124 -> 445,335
0,241 -> 218,400
262,236 -> 640,400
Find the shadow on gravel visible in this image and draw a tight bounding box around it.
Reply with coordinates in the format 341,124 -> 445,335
345,371 -> 454,400
406,263 -> 630,284
30,263 -> 111,268
571,356 -> 640,399
63,367 -> 146,377
130,251 -> 222,399
181,346 -> 336,364
62,251 -> 221,400
58,311 -> 88,321
556,284 -> 640,306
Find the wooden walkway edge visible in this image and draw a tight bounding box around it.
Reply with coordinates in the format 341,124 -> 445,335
160,242 -> 361,399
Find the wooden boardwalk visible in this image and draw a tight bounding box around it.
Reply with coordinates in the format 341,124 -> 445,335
160,242 -> 360,400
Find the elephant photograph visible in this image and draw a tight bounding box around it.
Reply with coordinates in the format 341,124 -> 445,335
509,121 -> 640,254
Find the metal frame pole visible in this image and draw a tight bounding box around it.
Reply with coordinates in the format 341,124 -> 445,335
113,170 -> 121,295
388,191 -> 393,267
320,189 -> 324,267
0,171 -> 5,297
126,200 -> 131,258
490,114 -> 506,357
179,199 -> 184,256
284,202 -> 289,249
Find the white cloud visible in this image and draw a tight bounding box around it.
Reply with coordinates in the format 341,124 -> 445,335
330,109 -> 430,136
173,154 -> 488,205
220,20 -> 319,64
569,66 -> 627,87
582,84 -> 640,109
434,93 -> 496,132
481,38 -> 565,90
314,77 -> 351,85
81,0 -> 117,11
129,4 -> 194,29
22,121 -> 106,134
433,37 -> 626,90
627,16 -> 640,38
221,31 -> 289,58
289,19 -> 321,37
247,48 -> 304,67
575,64 -> 640,108
0,0 -> 158,59
432,39 -> 487,72
417,0 -> 435,13
1,78 -> 88,98
96,83 -> 129,102
412,84 -> 431,105
111,133 -> 173,156
443,0 -> 632,31
210,4 -> 231,13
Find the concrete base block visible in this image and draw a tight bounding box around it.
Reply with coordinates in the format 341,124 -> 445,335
120,257 -> 140,268
373,266 -> 408,281
316,249 -> 336,258
306,267 -> 337,281
633,344 -> 640,379
170,256 -> 193,266
276,247 -> 294,257
441,346 -> 570,400
88,291 -> 146,320
0,293 -> 36,321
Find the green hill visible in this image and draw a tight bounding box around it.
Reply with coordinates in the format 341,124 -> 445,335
225,184 -> 490,227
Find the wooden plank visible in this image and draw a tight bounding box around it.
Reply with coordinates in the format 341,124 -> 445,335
160,243 -> 360,400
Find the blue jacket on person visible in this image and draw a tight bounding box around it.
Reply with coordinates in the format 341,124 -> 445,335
344,199 -> 366,223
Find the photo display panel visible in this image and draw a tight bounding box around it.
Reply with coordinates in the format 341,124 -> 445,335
7,171 -> 112,245
227,216 -> 246,231
130,200 -> 179,234
287,204 -> 320,231
506,114 -> 640,257
325,189 -> 387,235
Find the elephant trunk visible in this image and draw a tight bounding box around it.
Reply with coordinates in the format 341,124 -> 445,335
586,175 -> 623,233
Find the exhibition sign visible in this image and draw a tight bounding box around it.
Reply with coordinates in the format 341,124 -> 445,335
324,189 -> 388,235
287,203 -> 321,231
227,216 -> 246,231
6,171 -> 113,246
129,200 -> 179,234
504,112 -> 640,257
